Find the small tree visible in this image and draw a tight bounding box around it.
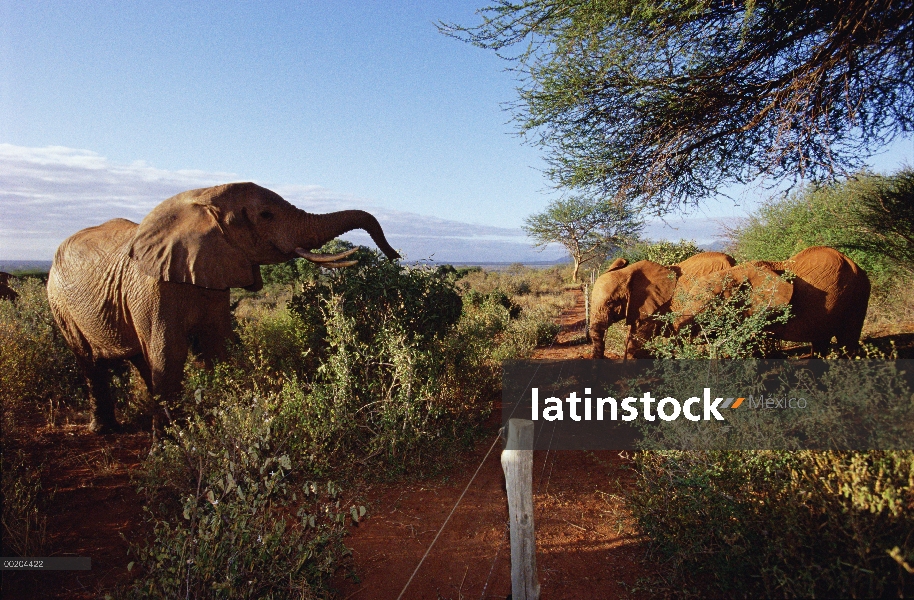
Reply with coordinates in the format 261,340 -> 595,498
523,196 -> 642,281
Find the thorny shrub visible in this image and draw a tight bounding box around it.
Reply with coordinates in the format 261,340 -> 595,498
630,450 -> 914,597
127,394 -> 350,599
645,274 -> 792,359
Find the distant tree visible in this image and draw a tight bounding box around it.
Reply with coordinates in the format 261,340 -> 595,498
442,1 -> 914,213
523,196 -> 642,281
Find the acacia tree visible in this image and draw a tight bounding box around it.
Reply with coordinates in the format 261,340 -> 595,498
523,196 -> 642,281
442,1 -> 914,213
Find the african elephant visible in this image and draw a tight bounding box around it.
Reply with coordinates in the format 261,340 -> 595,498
671,246 -> 871,355
47,182 -> 400,433
589,252 -> 736,359
0,272 -> 17,302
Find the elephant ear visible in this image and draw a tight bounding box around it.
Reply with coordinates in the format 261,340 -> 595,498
128,186 -> 258,290
739,264 -> 793,312
604,257 -> 628,272
624,261 -> 677,326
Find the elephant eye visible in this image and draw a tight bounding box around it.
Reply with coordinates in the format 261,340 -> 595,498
259,210 -> 274,220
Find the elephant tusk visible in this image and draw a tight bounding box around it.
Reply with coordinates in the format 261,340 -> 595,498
318,260 -> 359,269
295,247 -> 359,263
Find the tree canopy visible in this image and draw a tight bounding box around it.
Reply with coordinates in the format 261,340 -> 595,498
523,196 -> 643,280
442,0 -> 914,213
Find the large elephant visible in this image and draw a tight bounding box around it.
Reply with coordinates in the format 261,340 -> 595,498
671,246 -> 871,354
589,252 -> 736,359
47,182 -> 400,433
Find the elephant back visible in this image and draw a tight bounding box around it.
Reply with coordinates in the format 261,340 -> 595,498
48,219 -> 143,357
52,219 -> 139,273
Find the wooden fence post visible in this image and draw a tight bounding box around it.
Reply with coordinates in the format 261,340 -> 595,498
584,282 -> 590,342
501,418 -> 540,600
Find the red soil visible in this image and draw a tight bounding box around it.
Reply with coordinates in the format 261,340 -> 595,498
2,420 -> 151,599
332,289 -> 651,599
4,290 -> 650,599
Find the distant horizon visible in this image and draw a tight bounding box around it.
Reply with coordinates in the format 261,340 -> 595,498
0,143 -> 737,262
5,5 -> 907,264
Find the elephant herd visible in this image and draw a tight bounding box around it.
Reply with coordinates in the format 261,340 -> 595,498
11,180 -> 871,435
589,247 -> 871,359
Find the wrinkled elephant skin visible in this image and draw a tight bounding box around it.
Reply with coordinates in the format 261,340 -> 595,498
47,182 -> 399,433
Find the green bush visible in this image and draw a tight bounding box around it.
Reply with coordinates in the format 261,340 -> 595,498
288,249 -> 463,350
259,240 -> 351,287
630,450 -> 914,597
611,239 -> 701,268
646,276 -> 792,359
728,169 -> 914,286
0,278 -> 85,426
129,394 -> 348,599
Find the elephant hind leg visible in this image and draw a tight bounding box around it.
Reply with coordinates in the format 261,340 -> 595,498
127,355 -> 159,430
82,359 -> 120,434
835,308 -> 867,355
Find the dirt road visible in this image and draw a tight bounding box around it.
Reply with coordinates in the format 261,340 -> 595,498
334,289 -> 651,599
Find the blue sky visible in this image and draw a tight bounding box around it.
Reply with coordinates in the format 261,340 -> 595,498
2,1 -> 912,260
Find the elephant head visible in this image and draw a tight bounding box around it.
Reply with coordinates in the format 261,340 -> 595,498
129,182 -> 400,291
589,259 -> 679,358
670,263 -> 794,333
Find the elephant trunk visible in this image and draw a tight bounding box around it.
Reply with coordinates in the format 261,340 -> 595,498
293,209 -> 400,260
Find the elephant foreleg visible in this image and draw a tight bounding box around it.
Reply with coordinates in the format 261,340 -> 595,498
591,328 -> 606,359
143,331 -> 191,427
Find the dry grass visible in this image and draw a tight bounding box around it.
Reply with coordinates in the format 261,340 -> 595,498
232,283 -> 294,321
457,265 -> 571,297
863,276 -> 914,337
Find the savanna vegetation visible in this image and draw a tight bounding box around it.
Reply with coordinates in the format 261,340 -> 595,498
0,252 -> 573,598
5,0 -> 914,595
3,184 -> 913,596
613,170 -> 914,598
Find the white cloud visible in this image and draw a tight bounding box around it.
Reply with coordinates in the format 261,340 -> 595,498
0,143 -> 567,262
0,143 -> 730,262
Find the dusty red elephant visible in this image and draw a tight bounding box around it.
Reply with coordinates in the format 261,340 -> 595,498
47,183 -> 400,433
672,246 -> 871,355
589,252 -> 737,359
